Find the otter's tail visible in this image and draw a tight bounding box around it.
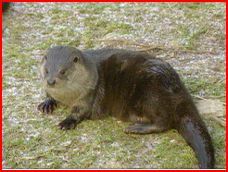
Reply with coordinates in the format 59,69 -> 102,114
175,101 -> 214,169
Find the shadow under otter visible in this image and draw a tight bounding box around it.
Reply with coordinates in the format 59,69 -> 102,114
38,46 -> 214,169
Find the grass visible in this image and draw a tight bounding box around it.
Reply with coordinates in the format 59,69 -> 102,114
182,77 -> 225,97
2,2 -> 225,169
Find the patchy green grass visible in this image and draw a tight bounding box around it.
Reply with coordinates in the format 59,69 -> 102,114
183,77 -> 225,97
2,2 -> 225,169
178,25 -> 208,50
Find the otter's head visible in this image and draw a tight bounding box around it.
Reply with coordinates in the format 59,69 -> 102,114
40,46 -> 86,90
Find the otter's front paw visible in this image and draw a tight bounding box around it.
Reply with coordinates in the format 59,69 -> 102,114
59,118 -> 77,130
37,99 -> 57,114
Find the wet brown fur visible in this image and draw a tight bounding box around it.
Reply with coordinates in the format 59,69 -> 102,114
38,46 -> 214,169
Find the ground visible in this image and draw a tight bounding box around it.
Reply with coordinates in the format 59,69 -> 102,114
2,2 -> 225,169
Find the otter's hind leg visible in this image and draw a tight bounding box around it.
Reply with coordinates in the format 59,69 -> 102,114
124,123 -> 167,134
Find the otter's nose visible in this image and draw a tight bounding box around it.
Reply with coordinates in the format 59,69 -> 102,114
47,79 -> 56,86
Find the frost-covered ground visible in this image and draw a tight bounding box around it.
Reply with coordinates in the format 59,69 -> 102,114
2,3 -> 225,169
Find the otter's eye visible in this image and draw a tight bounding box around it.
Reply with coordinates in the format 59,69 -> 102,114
59,69 -> 66,75
73,56 -> 79,63
45,68 -> 48,74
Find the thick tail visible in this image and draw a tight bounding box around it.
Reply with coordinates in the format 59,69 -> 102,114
175,101 -> 215,169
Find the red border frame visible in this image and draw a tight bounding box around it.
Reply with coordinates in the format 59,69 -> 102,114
1,1 -> 226,171
1,0 -> 227,2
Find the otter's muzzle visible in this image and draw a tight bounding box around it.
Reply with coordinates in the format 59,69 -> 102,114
47,79 -> 56,86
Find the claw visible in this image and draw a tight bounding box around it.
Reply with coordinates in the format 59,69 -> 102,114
37,99 -> 57,114
49,104 -> 53,114
43,103 -> 47,113
41,103 -> 45,113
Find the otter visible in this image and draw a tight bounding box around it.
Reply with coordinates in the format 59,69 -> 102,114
38,46 -> 214,169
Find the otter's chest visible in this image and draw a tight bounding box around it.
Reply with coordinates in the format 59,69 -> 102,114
46,87 -> 83,107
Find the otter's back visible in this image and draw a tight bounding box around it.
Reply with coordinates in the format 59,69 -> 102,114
97,51 -> 184,122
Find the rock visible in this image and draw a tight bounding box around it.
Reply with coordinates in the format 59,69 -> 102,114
196,99 -> 225,116
196,99 -> 225,127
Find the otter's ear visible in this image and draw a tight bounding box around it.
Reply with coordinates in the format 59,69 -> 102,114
73,56 -> 79,63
